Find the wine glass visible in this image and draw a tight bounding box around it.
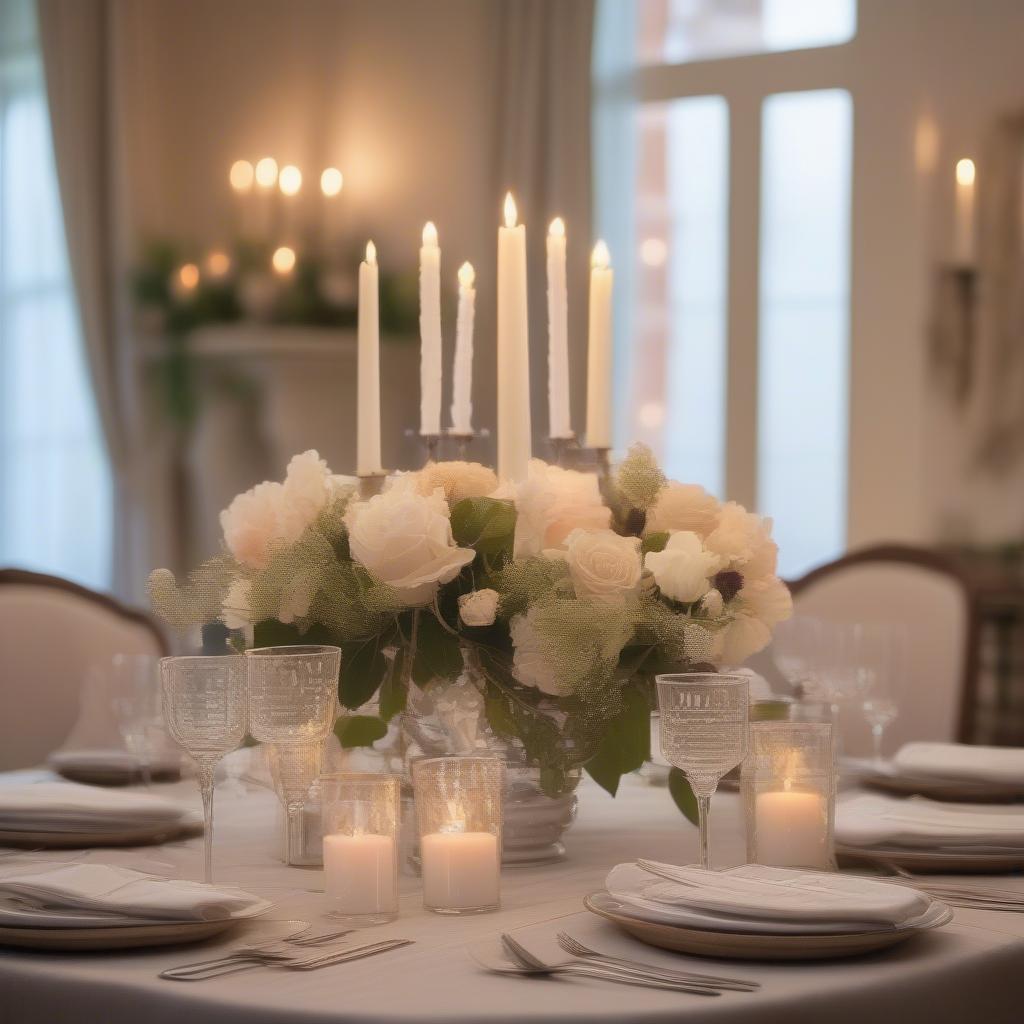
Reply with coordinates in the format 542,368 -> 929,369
772,615 -> 824,694
159,655 -> 247,882
109,654 -> 163,786
655,673 -> 750,870
245,645 -> 341,865
855,624 -> 906,762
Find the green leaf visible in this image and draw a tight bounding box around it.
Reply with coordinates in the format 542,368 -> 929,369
253,619 -> 337,648
668,768 -> 699,826
412,611 -> 464,684
339,634 -> 389,709
641,531 -> 670,555
583,685 -> 651,796
334,715 -> 389,749
450,497 -> 516,559
378,649 -> 408,722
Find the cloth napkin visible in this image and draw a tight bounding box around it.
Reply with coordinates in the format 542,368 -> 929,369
0,862 -> 266,922
893,743 -> 1024,786
0,782 -> 190,832
835,793 -> 1024,849
606,861 -> 930,926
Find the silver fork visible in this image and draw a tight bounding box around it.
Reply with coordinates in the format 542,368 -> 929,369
499,934 -> 721,996
555,932 -> 759,991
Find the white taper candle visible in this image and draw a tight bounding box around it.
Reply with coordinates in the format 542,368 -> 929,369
585,240 -> 614,449
357,241 -> 383,475
546,217 -> 572,439
450,261 -> 476,435
419,221 -> 443,436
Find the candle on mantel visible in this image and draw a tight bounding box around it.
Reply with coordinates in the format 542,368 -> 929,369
320,167 -> 343,250
953,157 -> 976,265
278,164 -> 303,242
229,160 -> 255,239
585,240 -> 614,449
497,192 -> 532,482
546,217 -> 572,440
254,156 -> 278,243
754,777 -> 829,869
358,241 -> 383,476
419,221 -> 443,437
450,261 -> 476,435
323,831 -> 397,916
421,826 -> 500,912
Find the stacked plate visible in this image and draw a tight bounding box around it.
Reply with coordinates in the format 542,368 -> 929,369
0,862 -> 271,950
836,791 -> 1024,871
0,781 -> 201,848
586,861 -> 952,960
48,748 -> 182,787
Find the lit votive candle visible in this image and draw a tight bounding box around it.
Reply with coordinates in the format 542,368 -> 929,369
413,756 -> 504,915
754,785 -> 828,868
320,773 -> 400,924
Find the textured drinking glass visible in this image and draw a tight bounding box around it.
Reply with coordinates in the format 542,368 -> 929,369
656,673 -> 750,870
110,654 -> 163,786
412,756 -> 503,915
321,772 -> 400,924
742,721 -> 836,870
159,655 -> 247,882
245,645 -> 341,865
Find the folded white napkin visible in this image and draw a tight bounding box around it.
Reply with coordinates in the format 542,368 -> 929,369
0,782 -> 189,832
836,793 -> 1024,849
0,862 -> 266,923
606,861 -> 929,926
893,743 -> 1024,786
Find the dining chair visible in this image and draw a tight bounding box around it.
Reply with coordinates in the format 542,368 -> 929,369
0,568 -> 169,770
778,545 -> 981,754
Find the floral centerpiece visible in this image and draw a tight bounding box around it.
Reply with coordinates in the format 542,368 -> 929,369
150,445 -> 791,807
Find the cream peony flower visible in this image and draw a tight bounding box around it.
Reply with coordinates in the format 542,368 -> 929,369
644,531 -> 721,604
280,449 -> 333,531
565,529 -> 642,605
513,459 -> 611,558
510,611 -> 566,696
737,575 -> 793,627
705,501 -> 776,578
345,485 -> 475,605
647,482 -> 721,538
417,461 -> 499,507
718,614 -> 773,666
458,588 -> 500,627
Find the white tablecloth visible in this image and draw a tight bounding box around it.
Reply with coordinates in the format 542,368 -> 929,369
3,773 -> 1024,1024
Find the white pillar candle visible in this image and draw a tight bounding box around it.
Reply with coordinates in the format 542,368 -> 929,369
585,240 -> 614,449
754,787 -> 829,868
953,158 -> 976,265
323,832 -> 397,916
357,241 -> 383,476
546,217 -> 572,439
421,830 -> 500,911
450,261 -> 476,435
418,221 -> 443,437
497,192 -> 532,482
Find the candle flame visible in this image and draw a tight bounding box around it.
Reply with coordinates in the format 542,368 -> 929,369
503,192 -> 517,228
422,221 -> 438,247
178,263 -> 199,290
442,799 -> 468,833
279,164 -> 302,196
549,216 -> 565,238
205,250 -> 230,277
320,167 -> 343,196
591,239 -> 610,269
458,261 -> 475,288
956,157 -> 975,186
365,240 -> 377,265
781,748 -> 806,791
271,246 -> 296,275
229,160 -> 254,192
254,156 -> 278,188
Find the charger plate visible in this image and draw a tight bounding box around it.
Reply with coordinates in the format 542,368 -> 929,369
0,917 -> 240,951
583,892 -> 952,961
836,844 -> 1024,874
0,818 -> 202,849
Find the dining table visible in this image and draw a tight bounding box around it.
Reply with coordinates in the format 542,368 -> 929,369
2,769 -> 1023,1024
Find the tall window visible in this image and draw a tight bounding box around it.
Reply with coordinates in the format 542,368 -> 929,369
594,0 -> 855,578
0,0 -> 112,588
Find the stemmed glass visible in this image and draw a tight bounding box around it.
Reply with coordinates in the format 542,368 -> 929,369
109,654 -> 163,786
656,673 -> 750,870
159,655 -> 247,882
855,624 -> 907,762
245,645 -> 341,866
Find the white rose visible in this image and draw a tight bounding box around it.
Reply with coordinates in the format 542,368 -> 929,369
644,531 -> 721,604
705,501 -> 777,578
510,611 -> 567,696
281,449 -> 333,530
719,614 -> 772,666
417,461 -> 499,507
700,588 -> 725,618
647,482 -> 721,538
513,459 -> 611,558
221,578 -> 253,630
458,589 -> 500,627
565,529 -> 642,605
346,485 -> 475,605
737,575 -> 792,627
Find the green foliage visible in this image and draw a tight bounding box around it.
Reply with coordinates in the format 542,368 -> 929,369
450,497 -> 516,561
412,611 -> 464,685
668,768 -> 699,826
641,531 -> 670,554
334,715 -> 389,749
612,442 -> 667,513
491,557 -> 571,618
378,649 -> 408,722
583,684 -> 651,796
339,632 -> 391,709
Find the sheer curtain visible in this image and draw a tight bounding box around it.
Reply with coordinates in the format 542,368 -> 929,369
0,0 -> 112,588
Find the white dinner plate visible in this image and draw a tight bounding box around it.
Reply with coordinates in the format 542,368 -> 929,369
0,817 -> 202,849
836,844 -> 1024,873
584,892 -> 952,961
0,916 -> 243,951
0,895 -> 274,930
846,758 -> 1024,804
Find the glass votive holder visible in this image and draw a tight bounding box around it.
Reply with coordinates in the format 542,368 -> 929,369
412,755 -> 503,915
742,721 -> 836,871
320,772 -> 400,924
